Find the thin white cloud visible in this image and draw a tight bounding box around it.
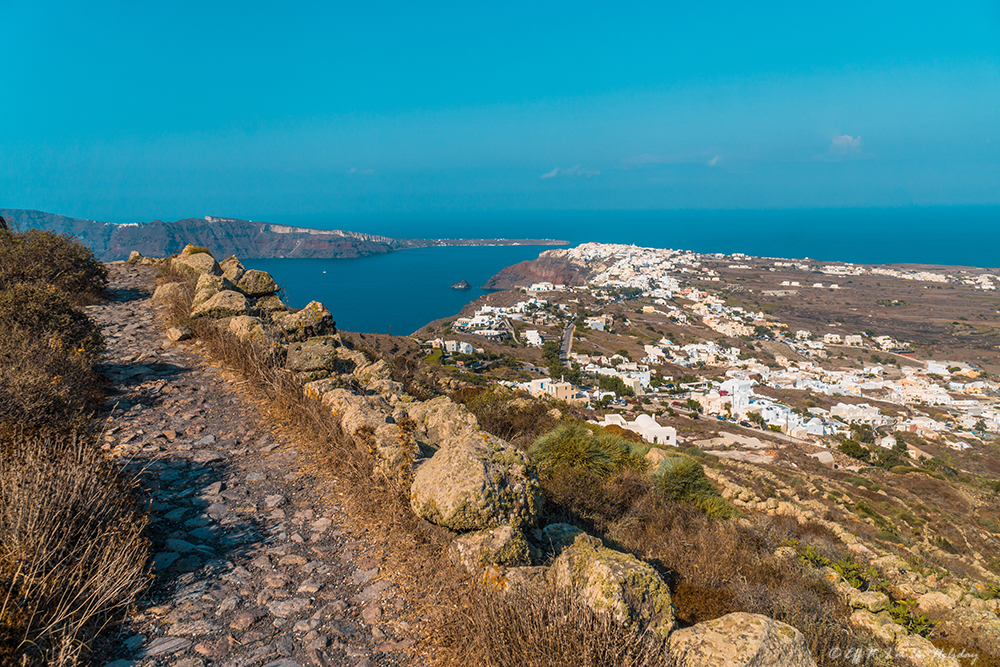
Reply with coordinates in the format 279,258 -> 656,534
540,165 -> 600,179
348,167 -> 374,174
707,155 -> 720,167
813,135 -> 873,161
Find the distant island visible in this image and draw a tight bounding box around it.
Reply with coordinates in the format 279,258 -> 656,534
0,209 -> 568,262
450,280 -> 472,290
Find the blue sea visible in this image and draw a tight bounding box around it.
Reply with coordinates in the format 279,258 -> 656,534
245,206 -> 1000,335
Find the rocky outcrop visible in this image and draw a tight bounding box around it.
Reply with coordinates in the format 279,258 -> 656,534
191,291 -> 249,318
667,612 -> 816,667
237,269 -> 279,297
276,302 -> 336,342
406,396 -> 480,447
548,533 -> 675,639
410,431 -> 542,531
484,248 -> 592,289
448,526 -> 532,572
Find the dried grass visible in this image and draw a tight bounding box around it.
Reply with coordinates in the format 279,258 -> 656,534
0,431 -> 150,666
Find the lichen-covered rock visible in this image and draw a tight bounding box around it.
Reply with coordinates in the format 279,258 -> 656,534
127,250 -> 143,264
320,389 -> 392,436
849,609 -> 906,643
548,533 -> 675,639
529,523 -> 586,559
192,273 -> 237,308
237,269 -> 279,297
849,590 -> 890,613
354,358 -> 392,386
191,290 -> 248,318
254,294 -> 288,313
894,634 -> 960,667
276,301 -> 335,342
410,431 -> 541,531
668,612 -> 816,667
406,396 -> 480,446
220,256 -> 246,284
285,336 -> 342,375
172,251 -> 220,276
449,526 -> 531,572
916,591 -> 955,615
227,315 -> 266,342
152,282 -> 187,306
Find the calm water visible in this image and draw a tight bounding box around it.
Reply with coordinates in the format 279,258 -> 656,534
246,206 -> 1000,334
243,245 -> 547,335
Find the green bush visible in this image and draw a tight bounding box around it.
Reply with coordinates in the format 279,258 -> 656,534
654,456 -> 734,518
0,228 -> 107,303
530,423 -> 640,477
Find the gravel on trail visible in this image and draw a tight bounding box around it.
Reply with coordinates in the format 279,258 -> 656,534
88,264 -> 420,667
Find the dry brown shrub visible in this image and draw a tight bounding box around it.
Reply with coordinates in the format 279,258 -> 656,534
437,585 -> 674,667
0,431 -> 150,666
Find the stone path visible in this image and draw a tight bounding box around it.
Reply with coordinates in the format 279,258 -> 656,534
88,264 -> 419,667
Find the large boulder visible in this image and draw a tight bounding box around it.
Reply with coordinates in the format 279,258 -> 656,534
237,269 -> 279,297
667,612 -> 816,667
410,431 -> 541,531
449,526 -> 531,572
285,336 -> 342,375
192,273 -> 236,308
152,282 -> 187,306
254,294 -> 289,313
227,315 -> 266,342
276,301 -> 335,342
406,396 -> 480,446
548,533 -> 675,639
220,256 -> 246,284
191,290 -> 249,318
172,250 -> 220,276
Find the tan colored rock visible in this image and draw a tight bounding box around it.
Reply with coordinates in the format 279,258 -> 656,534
916,591 -> 955,615
254,294 -> 288,312
227,315 -> 266,342
894,634 -> 961,667
172,251 -> 220,276
645,446 -> 672,472
192,273 -> 236,308
285,336 -> 342,375
166,326 -> 193,342
237,269 -> 279,297
191,290 -> 248,318
410,431 -> 541,531
354,358 -> 392,386
219,256 -> 246,284
550,533 -> 674,639
849,590 -> 890,613
449,526 -> 531,572
849,609 -> 906,643
406,396 -> 480,446
276,301 -> 335,341
127,250 -> 143,264
932,608 -> 1000,659
152,282 -> 187,306
669,612 -> 816,667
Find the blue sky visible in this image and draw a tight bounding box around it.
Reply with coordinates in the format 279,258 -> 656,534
2,1 -> 998,224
